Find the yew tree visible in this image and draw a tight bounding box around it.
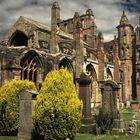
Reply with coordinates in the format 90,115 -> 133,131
33,69 -> 83,140
0,80 -> 36,135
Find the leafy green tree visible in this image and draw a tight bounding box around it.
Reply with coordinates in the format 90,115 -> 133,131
0,80 -> 36,135
32,69 -> 83,140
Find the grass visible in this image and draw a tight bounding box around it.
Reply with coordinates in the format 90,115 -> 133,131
75,133 -> 96,140
0,137 -> 17,140
1,134 -> 140,140
75,133 -> 140,140
0,137 -> 29,140
136,124 -> 140,135
122,109 -> 134,121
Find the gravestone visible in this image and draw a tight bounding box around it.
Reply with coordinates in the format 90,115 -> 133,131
18,90 -> 38,139
77,72 -> 94,132
101,80 -> 123,128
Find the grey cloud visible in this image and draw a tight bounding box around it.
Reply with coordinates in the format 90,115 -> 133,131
114,0 -> 140,12
0,0 -> 138,41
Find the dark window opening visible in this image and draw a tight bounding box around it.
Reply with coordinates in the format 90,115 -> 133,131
84,34 -> 87,41
109,46 -> 113,52
10,32 -> 28,46
24,69 -> 27,80
59,58 -> 74,76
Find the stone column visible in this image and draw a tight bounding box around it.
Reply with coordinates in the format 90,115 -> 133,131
18,90 -> 38,139
77,73 -> 94,133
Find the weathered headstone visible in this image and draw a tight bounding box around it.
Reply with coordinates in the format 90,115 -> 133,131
18,90 -> 38,139
77,72 -> 94,132
101,80 -> 123,128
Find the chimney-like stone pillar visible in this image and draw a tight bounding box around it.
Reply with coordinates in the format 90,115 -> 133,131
50,1 -> 60,54
73,12 -> 84,79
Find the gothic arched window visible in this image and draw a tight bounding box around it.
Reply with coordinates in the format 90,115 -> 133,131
20,51 -> 42,87
21,58 -> 37,82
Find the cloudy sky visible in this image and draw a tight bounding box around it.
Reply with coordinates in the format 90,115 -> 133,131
0,0 -> 139,41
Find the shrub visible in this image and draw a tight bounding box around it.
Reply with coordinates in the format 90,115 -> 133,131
95,108 -> 114,134
0,80 -> 36,135
32,69 -> 83,140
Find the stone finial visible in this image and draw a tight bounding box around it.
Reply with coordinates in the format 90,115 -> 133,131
138,16 -> 140,27
52,1 -> 60,9
80,72 -> 89,79
73,12 -> 82,28
98,32 -> 103,39
135,17 -> 140,31
139,16 -> 140,25
120,11 -> 129,25
74,12 -> 80,19
78,72 -> 92,85
114,35 -> 117,40
86,9 -> 93,16
136,26 -> 140,32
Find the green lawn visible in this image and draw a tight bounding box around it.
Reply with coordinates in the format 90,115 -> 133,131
75,133 -> 140,140
136,124 -> 140,135
1,134 -> 140,140
122,109 -> 134,121
0,137 -> 29,140
0,137 -> 17,140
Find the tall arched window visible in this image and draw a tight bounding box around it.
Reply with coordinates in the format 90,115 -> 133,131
21,58 -> 37,82
9,31 -> 28,46
20,51 -> 42,86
